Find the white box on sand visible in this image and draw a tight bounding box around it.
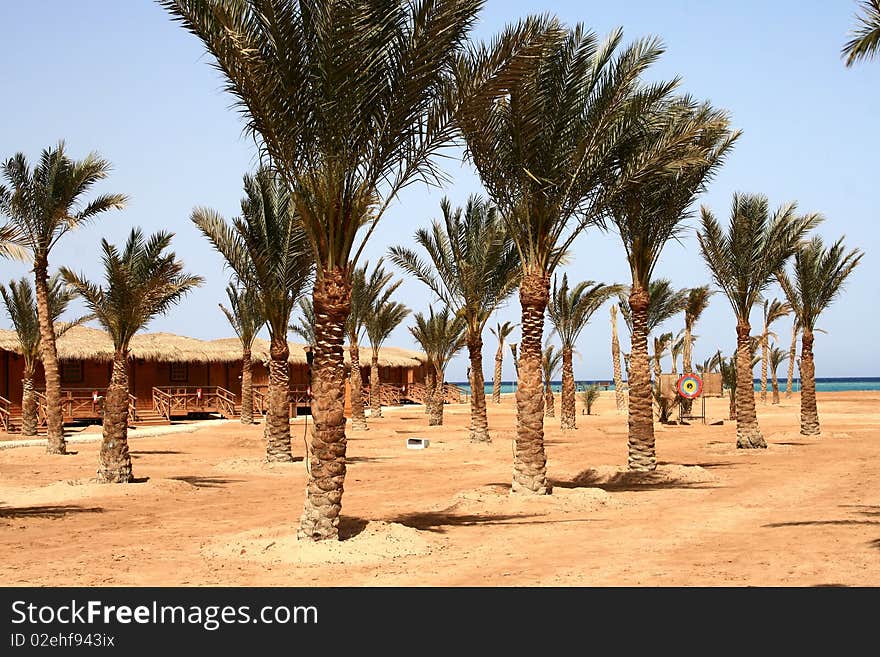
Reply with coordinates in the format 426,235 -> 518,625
406,437 -> 430,449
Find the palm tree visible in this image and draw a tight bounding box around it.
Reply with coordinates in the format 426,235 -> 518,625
682,286 -> 712,376
610,305 -> 626,412
489,321 -> 517,404
548,274 -> 621,429
365,298 -> 410,420
608,97 -> 736,470
219,284 -> 265,425
758,298 -> 791,403
457,20 -> 691,492
785,319 -> 800,399
347,261 -> 399,431
697,193 -> 821,448
289,298 -> 316,348
389,196 -> 520,442
670,331 -> 686,375
60,229 -> 202,482
409,307 -> 466,426
768,344 -> 787,405
0,276 -> 84,435
541,344 -> 562,418
0,142 -> 126,453
843,0 -> 880,66
652,332 -> 675,382
162,0 -> 491,541
618,280 -> 690,339
192,167 -> 313,463
777,236 -> 862,435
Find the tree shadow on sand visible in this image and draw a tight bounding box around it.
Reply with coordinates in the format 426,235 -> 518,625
130,450 -> 184,459
0,504 -> 104,519
390,509 -> 598,534
551,468 -> 722,492
169,476 -> 243,489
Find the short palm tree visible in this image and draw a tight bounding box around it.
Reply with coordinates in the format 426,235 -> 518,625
608,98 -> 737,470
541,344 -> 563,418
365,298 -> 410,420
785,319 -> 800,399
0,142 -> 126,453
389,195 -> 520,442
697,193 -> 821,448
610,305 -> 626,412
580,385 -> 601,416
219,283 -> 265,425
192,167 -> 313,463
489,321 -> 517,404
457,20 -> 690,492
768,344 -> 787,405
758,298 -> 791,403
843,0 -> 880,66
162,0 -> 487,541
347,261 -> 399,431
777,235 -> 863,435
548,274 -> 622,429
409,307 -> 466,426
0,275 -> 84,435
60,229 -> 202,483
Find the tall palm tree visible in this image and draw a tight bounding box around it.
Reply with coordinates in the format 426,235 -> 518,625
163,0 -> 493,541
697,193 -> 821,448
0,275 -> 84,435
777,236 -> 862,435
289,298 -> 316,348
610,305 -> 626,412
489,321 -> 516,404
0,142 -> 126,453
785,319 -> 800,399
457,20 -> 692,492
409,307 -> 466,426
682,286 -> 712,376
220,283 -> 265,425
548,274 -> 621,429
541,344 -> 562,418
843,0 -> 880,66
768,344 -> 787,405
670,331 -> 686,375
608,98 -> 736,470
389,196 -> 520,442
365,298 -> 410,420
346,261 -> 399,431
60,229 -> 202,482
192,167 -> 313,463
651,332 -> 674,382
758,298 -> 791,403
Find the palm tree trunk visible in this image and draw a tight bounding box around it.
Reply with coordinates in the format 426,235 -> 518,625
96,351 -> 133,483
265,336 -> 293,462
424,367 -> 436,416
21,370 -> 37,436
492,345 -> 503,404
728,387 -> 736,421
349,342 -> 368,431
33,259 -> 64,454
370,352 -> 382,418
786,324 -> 797,399
240,347 -> 254,425
611,306 -> 626,412
771,369 -> 780,405
560,346 -> 576,430
735,321 -> 766,448
627,284 -> 656,471
467,336 -> 490,442
544,382 -> 555,417
428,365 -> 444,426
512,271 -> 550,495
298,269 -> 351,542
681,324 -> 694,415
760,334 -> 768,403
799,328 -> 820,436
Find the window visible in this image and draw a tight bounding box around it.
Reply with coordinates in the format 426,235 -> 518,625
60,360 -> 83,384
169,362 -> 188,383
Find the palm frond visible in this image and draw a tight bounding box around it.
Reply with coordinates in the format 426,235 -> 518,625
843,0 -> 880,66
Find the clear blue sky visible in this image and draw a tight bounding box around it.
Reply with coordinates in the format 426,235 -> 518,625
0,1 -> 876,381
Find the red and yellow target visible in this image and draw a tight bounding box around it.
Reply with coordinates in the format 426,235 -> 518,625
676,373 -> 703,399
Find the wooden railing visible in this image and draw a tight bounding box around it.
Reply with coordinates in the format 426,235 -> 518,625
253,385 -> 311,416
0,394 -> 11,433
252,387 -> 267,415
405,382 -> 427,403
152,386 -> 237,419
153,387 -> 172,421
34,390 -> 48,427
128,395 -> 139,423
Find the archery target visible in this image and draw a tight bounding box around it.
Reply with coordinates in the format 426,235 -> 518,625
677,373 -> 703,399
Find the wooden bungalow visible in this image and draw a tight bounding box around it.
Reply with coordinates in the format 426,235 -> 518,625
0,326 -> 427,431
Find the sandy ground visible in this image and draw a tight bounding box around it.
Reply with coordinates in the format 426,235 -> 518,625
1,391 -> 878,587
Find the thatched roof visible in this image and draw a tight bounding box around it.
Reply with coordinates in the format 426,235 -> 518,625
0,325 -> 426,368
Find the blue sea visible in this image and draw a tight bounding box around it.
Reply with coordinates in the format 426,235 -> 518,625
454,377 -> 880,394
